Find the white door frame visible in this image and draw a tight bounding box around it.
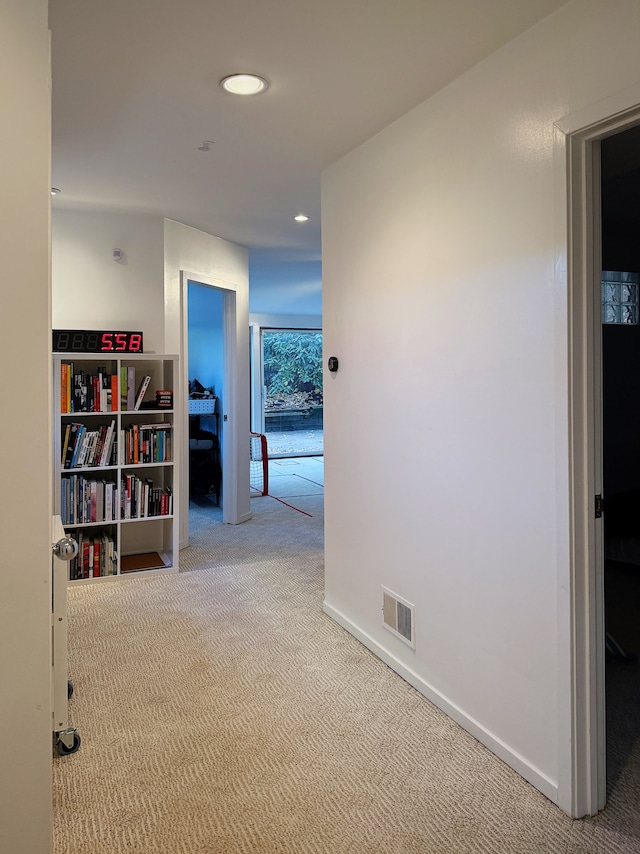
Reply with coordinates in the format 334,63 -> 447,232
180,271 -> 244,546
249,322 -> 264,434
560,90 -> 640,818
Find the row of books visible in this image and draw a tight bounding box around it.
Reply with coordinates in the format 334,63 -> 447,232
61,423 -> 173,469
68,530 -> 116,581
61,474 -> 173,524
60,363 -> 118,413
122,424 -> 172,464
61,476 -> 119,525
60,362 -> 153,413
123,474 -> 173,520
61,420 -> 117,469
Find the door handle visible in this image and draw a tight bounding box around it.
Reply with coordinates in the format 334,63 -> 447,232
52,535 -> 78,561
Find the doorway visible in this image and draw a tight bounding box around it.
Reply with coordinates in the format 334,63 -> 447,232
599,126 -> 640,800
187,283 -> 224,506
252,327 -> 323,458
567,104 -> 640,818
180,272 -> 249,548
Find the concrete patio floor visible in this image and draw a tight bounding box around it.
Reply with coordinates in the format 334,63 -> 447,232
264,428 -> 324,457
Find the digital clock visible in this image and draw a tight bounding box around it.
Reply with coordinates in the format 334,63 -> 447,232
52,329 -> 144,354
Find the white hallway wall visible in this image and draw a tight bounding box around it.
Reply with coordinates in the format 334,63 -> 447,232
0,2 -> 52,852
322,0 -> 640,814
52,210 -> 165,352
52,213 -> 251,542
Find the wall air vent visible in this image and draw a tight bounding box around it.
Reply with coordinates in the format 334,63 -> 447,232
382,586 -> 415,649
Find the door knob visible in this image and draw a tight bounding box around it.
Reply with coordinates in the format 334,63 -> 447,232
52,535 -> 78,561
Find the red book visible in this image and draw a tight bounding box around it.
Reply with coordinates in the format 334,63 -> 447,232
111,375 -> 118,411
133,424 -> 139,464
60,363 -> 69,413
82,540 -> 90,579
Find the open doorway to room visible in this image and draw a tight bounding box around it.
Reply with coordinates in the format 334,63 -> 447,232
599,124 -> 640,800
247,322 -> 324,529
567,103 -> 640,818
254,327 -> 323,458
187,282 -> 224,510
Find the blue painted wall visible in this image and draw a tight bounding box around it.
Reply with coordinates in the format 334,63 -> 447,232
188,282 -> 224,426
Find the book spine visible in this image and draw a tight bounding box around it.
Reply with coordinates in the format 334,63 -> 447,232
61,423 -> 71,466
120,367 -> 128,410
63,423 -> 78,469
82,539 -> 90,579
125,475 -> 132,519
60,363 -> 69,414
133,423 -> 139,464
85,430 -> 98,467
96,480 -> 105,522
77,430 -> 92,467
93,536 -> 100,577
127,367 -> 136,411
69,425 -> 85,468
99,421 -> 115,467
133,375 -> 152,411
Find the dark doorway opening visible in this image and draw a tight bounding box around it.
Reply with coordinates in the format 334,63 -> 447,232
600,124 -> 640,795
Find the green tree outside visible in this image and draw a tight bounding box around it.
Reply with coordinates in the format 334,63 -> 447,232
263,331 -> 323,403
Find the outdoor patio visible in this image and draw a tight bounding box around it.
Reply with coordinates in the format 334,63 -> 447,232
264,428 -> 324,457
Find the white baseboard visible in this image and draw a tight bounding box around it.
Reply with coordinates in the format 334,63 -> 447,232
323,601 -> 559,806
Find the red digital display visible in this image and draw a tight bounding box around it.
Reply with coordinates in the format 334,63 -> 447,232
53,330 -> 143,353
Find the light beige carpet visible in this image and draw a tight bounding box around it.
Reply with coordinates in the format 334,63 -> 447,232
53,496 -> 640,853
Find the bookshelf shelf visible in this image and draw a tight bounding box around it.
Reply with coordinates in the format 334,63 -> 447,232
61,411 -> 112,417
53,353 -> 179,582
58,465 -> 119,473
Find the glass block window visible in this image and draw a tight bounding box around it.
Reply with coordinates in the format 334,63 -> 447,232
602,271 -> 639,325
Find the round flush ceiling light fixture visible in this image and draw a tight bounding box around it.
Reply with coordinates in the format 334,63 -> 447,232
293,214 -> 309,223
220,73 -> 269,95
51,187 -> 61,195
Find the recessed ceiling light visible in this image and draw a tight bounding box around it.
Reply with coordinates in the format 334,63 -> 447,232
220,73 -> 269,96
293,214 -> 309,223
51,187 -> 61,195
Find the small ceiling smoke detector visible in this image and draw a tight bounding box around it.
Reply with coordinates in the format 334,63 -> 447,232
220,73 -> 269,96
51,187 -> 61,195
293,214 -> 309,223
198,141 -> 215,152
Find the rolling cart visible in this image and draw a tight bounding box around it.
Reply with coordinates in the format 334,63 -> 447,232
51,516 -> 81,756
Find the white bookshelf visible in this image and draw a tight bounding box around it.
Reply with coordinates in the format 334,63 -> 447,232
52,353 -> 179,583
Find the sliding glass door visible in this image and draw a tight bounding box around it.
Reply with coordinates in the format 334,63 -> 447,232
261,328 -> 323,457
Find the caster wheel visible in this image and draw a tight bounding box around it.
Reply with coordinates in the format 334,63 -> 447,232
55,731 -> 81,756
67,679 -> 74,699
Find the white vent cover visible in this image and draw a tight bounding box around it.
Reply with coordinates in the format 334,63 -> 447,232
382,586 -> 415,649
